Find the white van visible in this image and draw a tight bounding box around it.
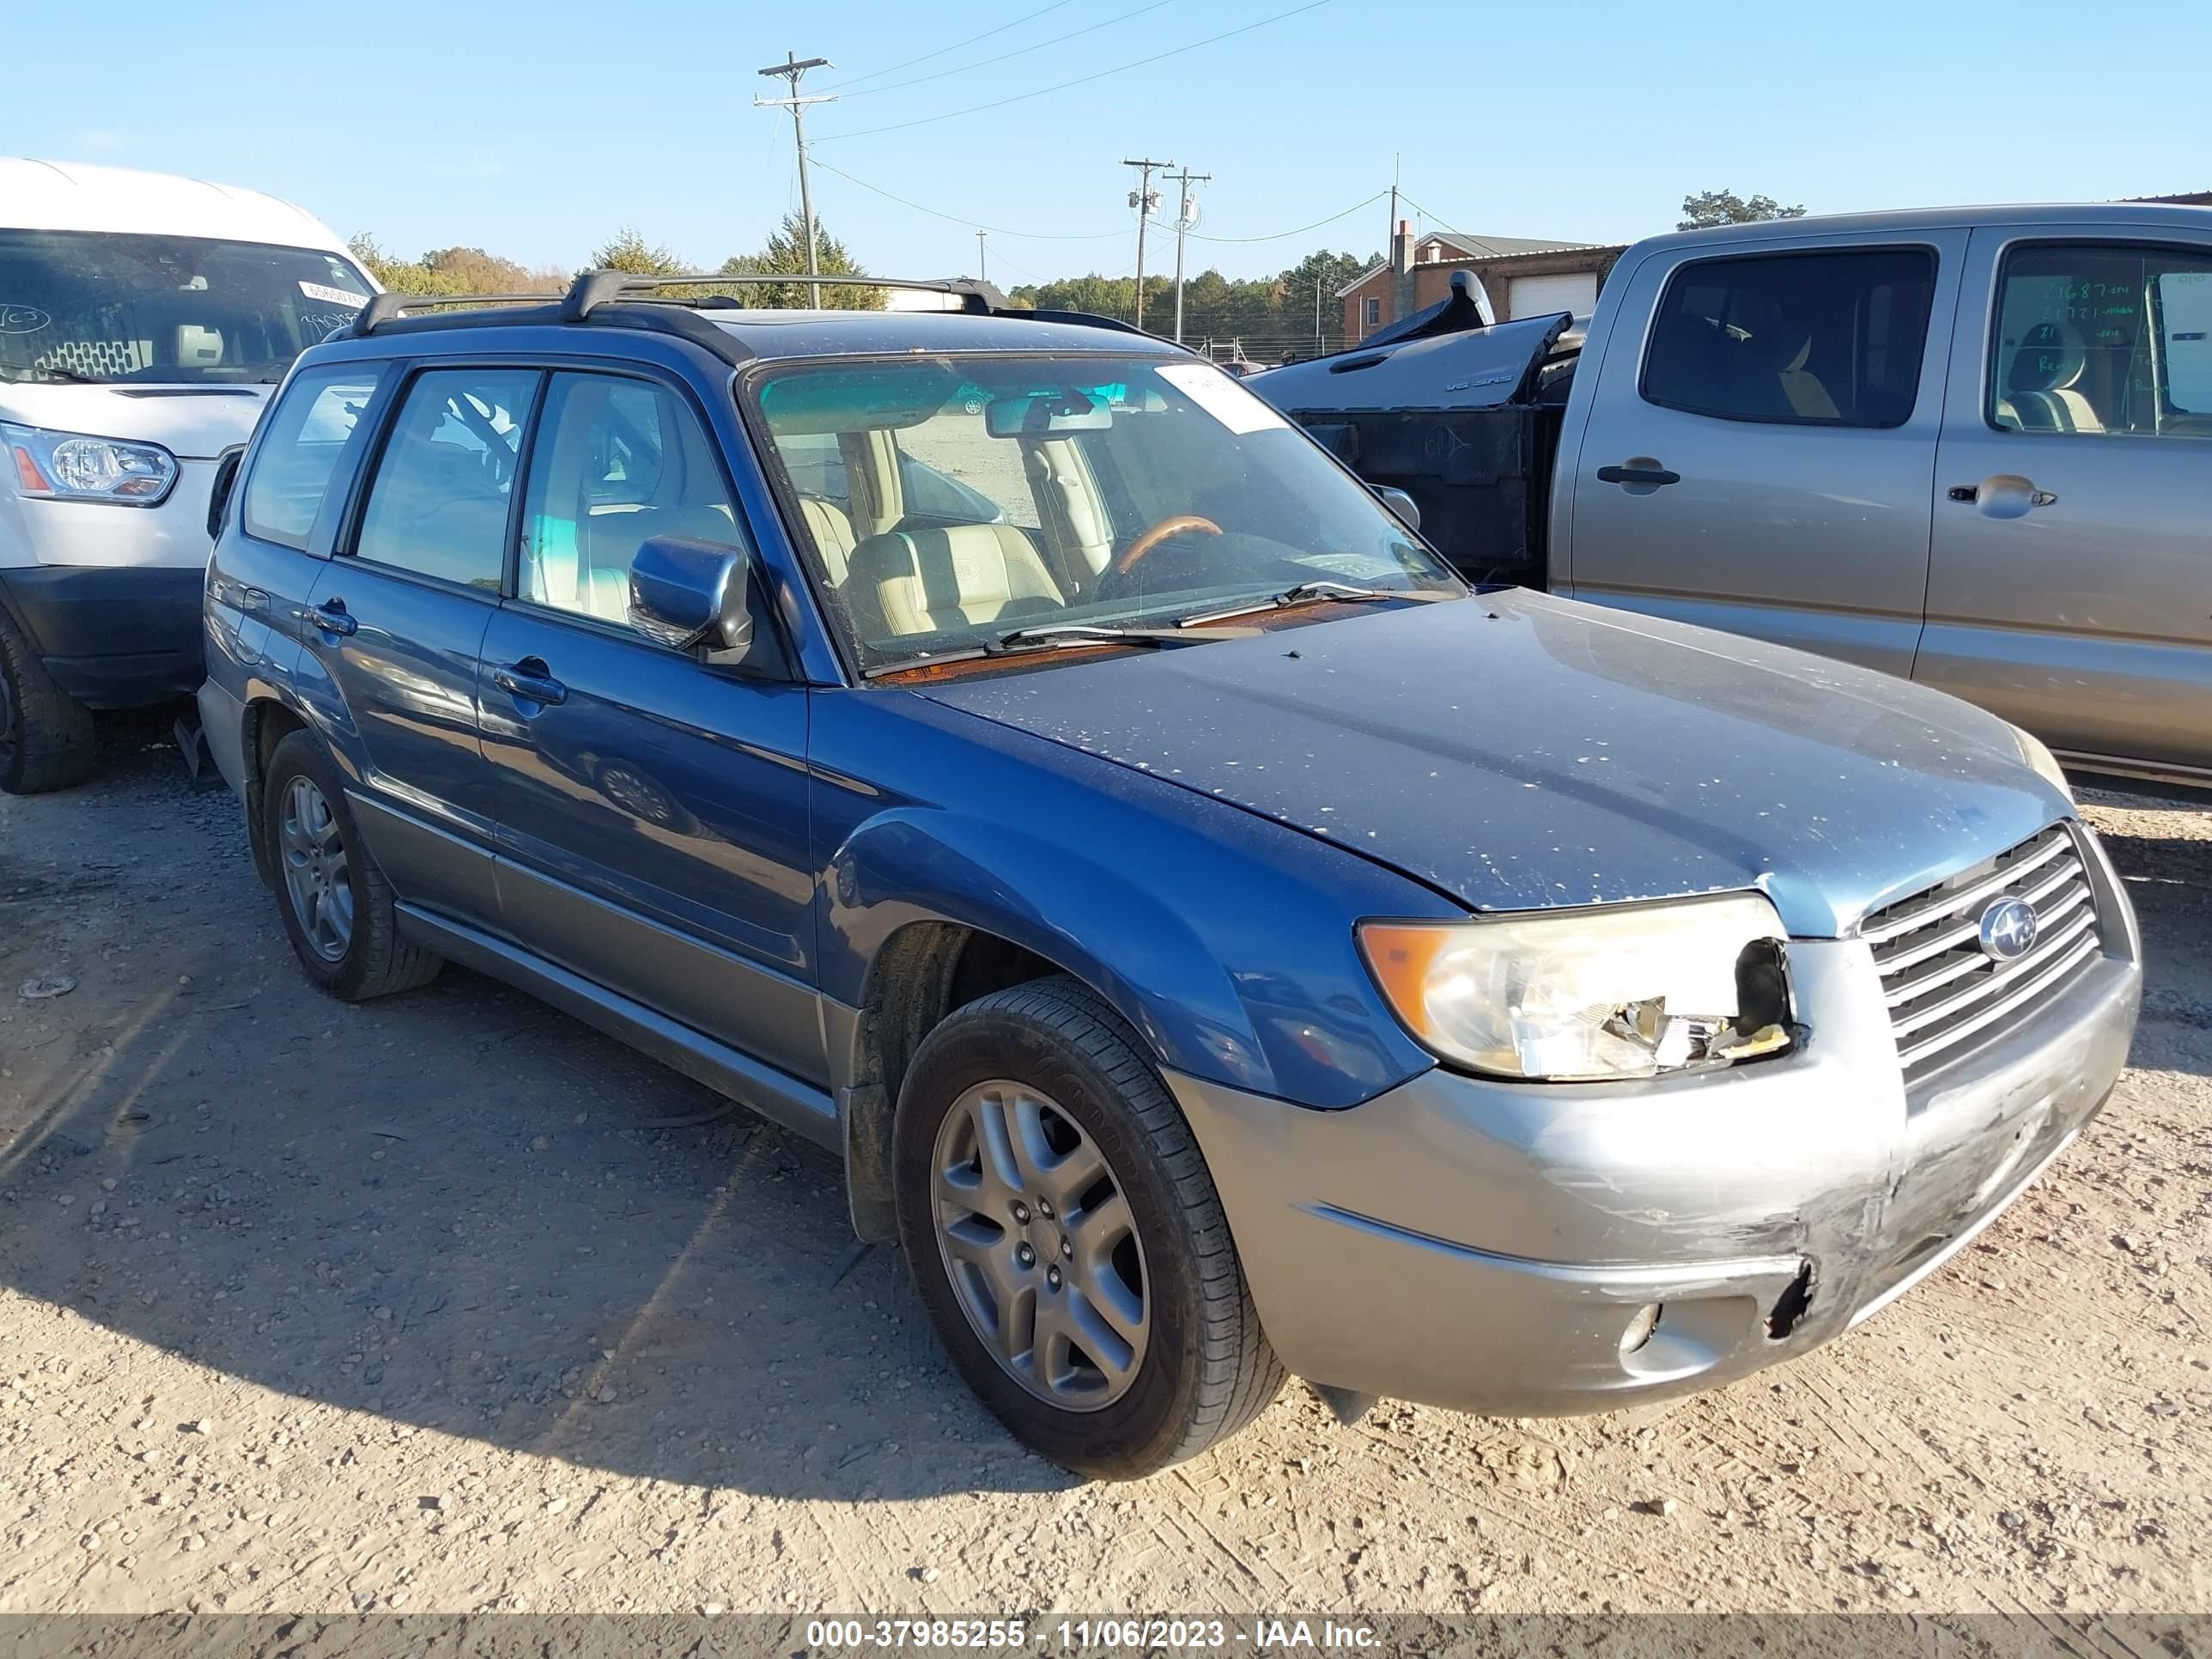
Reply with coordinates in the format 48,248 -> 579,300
0,158 -> 373,793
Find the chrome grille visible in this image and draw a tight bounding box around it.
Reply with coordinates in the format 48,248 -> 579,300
1862,823 -> 2105,1084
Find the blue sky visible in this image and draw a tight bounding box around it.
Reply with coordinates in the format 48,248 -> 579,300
9,0 -> 2208,285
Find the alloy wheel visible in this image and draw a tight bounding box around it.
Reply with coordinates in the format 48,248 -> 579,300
931,1079 -> 1150,1412
278,775 -> 355,962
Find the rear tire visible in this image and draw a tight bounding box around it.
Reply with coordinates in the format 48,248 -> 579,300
893,975 -> 1283,1479
0,605 -> 98,795
262,730 -> 442,1000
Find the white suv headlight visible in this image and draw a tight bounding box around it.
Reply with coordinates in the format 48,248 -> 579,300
4,422 -> 179,506
1359,893 -> 1792,1081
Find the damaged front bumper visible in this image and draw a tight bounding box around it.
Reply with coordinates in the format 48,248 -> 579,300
1166,844 -> 2142,1418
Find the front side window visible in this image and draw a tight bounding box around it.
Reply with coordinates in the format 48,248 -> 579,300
353,368 -> 537,591
752,352 -> 1463,672
1990,243 -> 2212,438
518,372 -> 741,626
242,366 -> 380,548
0,230 -> 373,386
1643,247 -> 1936,427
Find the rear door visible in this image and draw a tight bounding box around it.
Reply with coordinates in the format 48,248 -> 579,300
1561,231 -> 1965,677
1918,226 -> 2212,777
297,362 -> 541,921
477,366 -> 823,1087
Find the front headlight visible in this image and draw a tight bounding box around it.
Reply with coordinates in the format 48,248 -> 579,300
2010,723 -> 2075,804
3,422 -> 179,506
1359,894 -> 1792,1081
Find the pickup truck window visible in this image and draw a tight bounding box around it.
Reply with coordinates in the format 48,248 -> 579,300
243,367 -> 379,550
1642,248 -> 1936,428
1990,243 -> 2212,439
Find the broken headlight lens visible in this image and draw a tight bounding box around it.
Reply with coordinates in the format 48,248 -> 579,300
1359,894 -> 1791,1081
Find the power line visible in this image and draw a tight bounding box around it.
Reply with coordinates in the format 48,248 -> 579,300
808,156 -> 1129,240
1393,191 -> 1565,258
815,0 -> 1335,143
833,0 -> 1178,100
1185,189 -> 1389,245
823,0 -> 1079,92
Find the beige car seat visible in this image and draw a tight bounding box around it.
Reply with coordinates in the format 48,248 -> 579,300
844,524 -> 1063,639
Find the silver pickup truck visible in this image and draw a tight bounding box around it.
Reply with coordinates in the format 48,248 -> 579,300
1255,204 -> 2212,790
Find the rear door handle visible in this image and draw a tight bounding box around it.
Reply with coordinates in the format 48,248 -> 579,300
311,599 -> 357,637
1596,464 -> 1681,488
1948,477 -> 2057,512
491,660 -> 568,707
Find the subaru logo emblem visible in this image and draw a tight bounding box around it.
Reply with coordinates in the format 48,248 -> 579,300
1978,896 -> 2039,962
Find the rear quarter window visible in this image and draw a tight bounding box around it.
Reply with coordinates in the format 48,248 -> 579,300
243,367 -> 380,549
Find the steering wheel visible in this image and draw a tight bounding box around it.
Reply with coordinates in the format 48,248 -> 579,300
1103,514 -> 1222,585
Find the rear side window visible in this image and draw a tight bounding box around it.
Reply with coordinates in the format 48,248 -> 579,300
242,367 -> 380,549
1990,243 -> 2212,438
353,368 -> 538,591
1642,248 -> 1936,428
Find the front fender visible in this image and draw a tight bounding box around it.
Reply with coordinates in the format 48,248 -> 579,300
828,807 -> 1278,1095
808,687 -> 1455,1109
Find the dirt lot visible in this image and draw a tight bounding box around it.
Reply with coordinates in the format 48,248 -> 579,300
2,732 -> 2208,1619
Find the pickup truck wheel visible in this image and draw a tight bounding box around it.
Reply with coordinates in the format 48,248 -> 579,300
0,606 -> 98,795
262,730 -> 442,1001
894,975 -> 1283,1479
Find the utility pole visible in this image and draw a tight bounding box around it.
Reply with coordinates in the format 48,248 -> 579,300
1315,276 -> 1323,357
975,229 -> 988,282
1167,166 -> 1209,345
1123,157 -> 1170,333
756,52 -> 834,307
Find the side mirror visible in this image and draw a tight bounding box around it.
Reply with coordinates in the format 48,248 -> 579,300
629,536 -> 755,656
207,446 -> 246,541
1371,484 -> 1421,533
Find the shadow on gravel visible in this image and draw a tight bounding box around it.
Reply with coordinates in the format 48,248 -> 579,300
0,744 -> 1071,1504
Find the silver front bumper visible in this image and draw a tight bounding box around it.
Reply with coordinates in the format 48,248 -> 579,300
1167,835 -> 2142,1417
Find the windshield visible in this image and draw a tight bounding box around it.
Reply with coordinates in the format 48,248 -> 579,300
0,230 -> 373,386
751,352 -> 1462,672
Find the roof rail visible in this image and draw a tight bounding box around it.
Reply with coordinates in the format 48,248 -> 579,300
341,270 -> 1152,347
349,289 -> 564,337
563,270 -> 1012,316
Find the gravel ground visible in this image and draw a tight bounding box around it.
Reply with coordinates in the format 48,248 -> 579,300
1,730 -> 2207,1618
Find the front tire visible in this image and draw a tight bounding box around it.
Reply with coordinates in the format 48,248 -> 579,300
893,976 -> 1283,1479
0,605 -> 97,795
262,730 -> 442,1000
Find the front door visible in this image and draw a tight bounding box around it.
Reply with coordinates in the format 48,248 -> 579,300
1918,227 -> 2212,778
477,368 -> 822,1085
299,363 -> 541,919
1562,231 -> 1966,677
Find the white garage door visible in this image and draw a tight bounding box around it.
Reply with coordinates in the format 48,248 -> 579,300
1507,270 -> 1598,319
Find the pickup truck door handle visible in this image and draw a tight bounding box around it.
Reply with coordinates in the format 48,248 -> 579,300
1596,464 -> 1681,488
1948,476 -> 2057,514
491,659 -> 568,708
310,599 -> 357,637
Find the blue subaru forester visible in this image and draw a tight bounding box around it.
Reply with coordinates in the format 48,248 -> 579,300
199,273 -> 2139,1477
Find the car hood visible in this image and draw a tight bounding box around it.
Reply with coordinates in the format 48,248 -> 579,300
0,383 -> 270,459
916,591 -> 2067,939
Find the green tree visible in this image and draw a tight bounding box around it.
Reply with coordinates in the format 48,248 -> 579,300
1677,189 -> 1807,230
720,214 -> 883,310
346,234 -> 464,295
586,228 -> 690,276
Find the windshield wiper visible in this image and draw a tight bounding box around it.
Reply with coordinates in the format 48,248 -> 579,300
862,621 -> 1249,679
5,364 -> 106,386
1177,580 -> 1454,628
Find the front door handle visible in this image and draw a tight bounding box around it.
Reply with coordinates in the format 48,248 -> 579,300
1596,463 -> 1682,488
491,659 -> 568,707
1948,476 -> 2057,516
311,599 -> 357,637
